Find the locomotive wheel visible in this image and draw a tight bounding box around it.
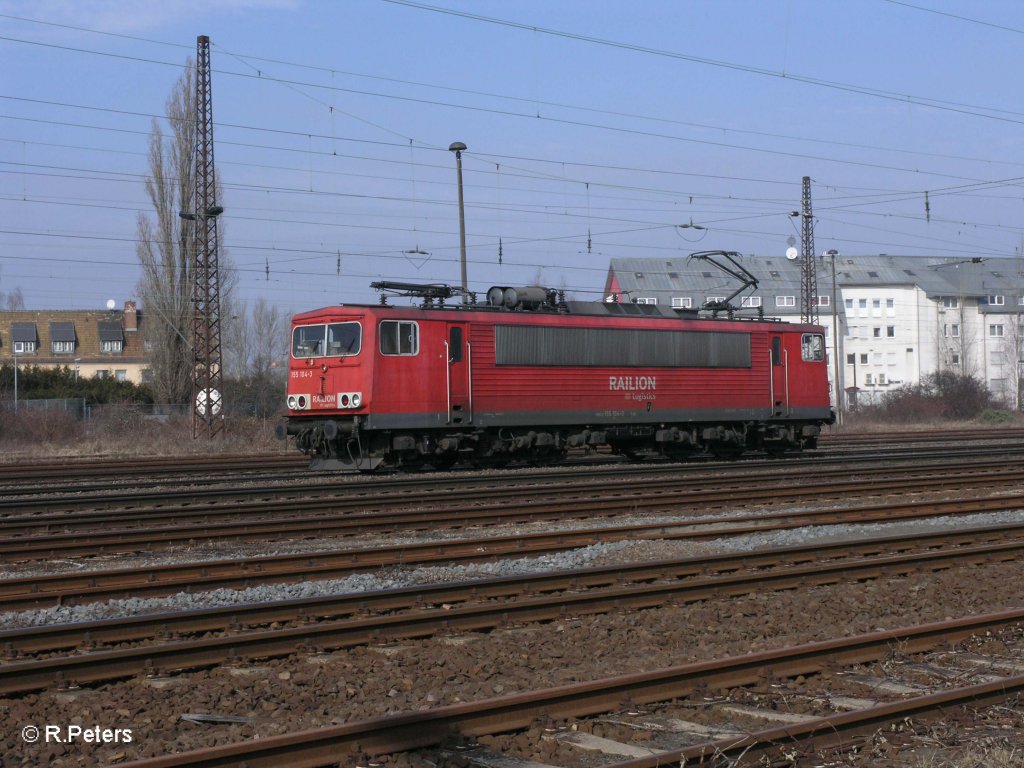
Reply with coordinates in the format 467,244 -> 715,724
430,456 -> 458,471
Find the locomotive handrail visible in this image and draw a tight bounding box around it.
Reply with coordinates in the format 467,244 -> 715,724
444,340 -> 451,422
467,340 -> 474,423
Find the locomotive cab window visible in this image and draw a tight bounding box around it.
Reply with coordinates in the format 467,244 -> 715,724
292,322 -> 361,359
379,321 -> 419,356
801,333 -> 825,362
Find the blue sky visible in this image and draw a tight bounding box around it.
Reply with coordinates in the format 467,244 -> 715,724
3,0 -> 1024,313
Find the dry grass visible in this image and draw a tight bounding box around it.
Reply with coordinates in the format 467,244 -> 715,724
0,408 -> 286,461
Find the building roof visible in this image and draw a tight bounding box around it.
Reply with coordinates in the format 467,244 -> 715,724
0,304 -> 145,364
606,254 -> 1024,315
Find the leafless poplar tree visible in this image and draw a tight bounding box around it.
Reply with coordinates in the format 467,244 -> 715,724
0,287 -> 25,310
136,61 -> 234,404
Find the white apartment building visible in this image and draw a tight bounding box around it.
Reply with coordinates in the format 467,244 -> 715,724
605,254 -> 1024,411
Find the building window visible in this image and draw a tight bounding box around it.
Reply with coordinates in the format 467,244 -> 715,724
98,320 -> 124,354
635,297 -> 657,305
741,296 -> 762,308
11,323 -> 37,353
887,352 -> 896,365
878,373 -> 886,385
706,296 -> 725,304
845,299 -> 854,309
96,369 -> 110,379
941,297 -> 959,309
776,296 -> 796,307
987,295 -> 1005,306
671,297 -> 692,308
846,354 -> 855,364
860,353 -> 868,364
990,324 -> 1004,337
872,353 -> 883,364
115,370 -> 127,382
50,322 -> 76,354
865,373 -> 874,385
858,299 -> 867,309
815,295 -> 830,306
951,354 -> 960,366
886,326 -> 895,337
886,298 -> 895,315
873,327 -> 881,338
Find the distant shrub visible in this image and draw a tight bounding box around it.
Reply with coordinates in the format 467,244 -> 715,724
980,409 -> 1014,424
855,371 -> 998,424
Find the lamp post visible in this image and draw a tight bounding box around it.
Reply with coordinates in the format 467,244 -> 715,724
12,348 -> 17,414
825,249 -> 842,424
449,142 -> 468,304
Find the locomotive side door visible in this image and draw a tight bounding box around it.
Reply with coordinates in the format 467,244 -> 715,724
770,334 -> 789,417
445,323 -> 472,424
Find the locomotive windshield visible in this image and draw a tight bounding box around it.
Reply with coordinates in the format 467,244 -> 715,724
292,322 -> 361,358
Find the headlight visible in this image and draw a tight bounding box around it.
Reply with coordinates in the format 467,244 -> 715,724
287,395 -> 296,409
351,393 -> 361,407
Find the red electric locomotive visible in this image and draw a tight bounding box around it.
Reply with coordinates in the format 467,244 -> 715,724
277,278 -> 834,471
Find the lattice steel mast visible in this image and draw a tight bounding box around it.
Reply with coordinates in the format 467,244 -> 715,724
189,35 -> 225,438
799,175 -> 819,325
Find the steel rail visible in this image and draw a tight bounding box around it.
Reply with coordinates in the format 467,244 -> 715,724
8,446 -> 1024,517
115,609 -> 1024,768
5,491 -> 1024,608
0,520 -> 1018,650
3,452 -> 1023,534
4,459 -> 1023,542
2,533 -> 1023,695
0,454 -> 306,481
603,676 -> 1024,767
1,437 -> 1022,502
7,464 -> 1024,562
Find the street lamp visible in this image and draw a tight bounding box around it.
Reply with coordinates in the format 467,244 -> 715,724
824,249 -> 842,424
449,141 -> 468,304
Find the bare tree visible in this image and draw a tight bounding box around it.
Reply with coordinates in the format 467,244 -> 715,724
223,298 -> 288,417
136,63 -> 196,404
136,61 -> 234,404
0,287 -> 25,310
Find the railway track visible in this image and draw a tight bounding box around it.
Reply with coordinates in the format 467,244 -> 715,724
0,427 -> 1020,496
5,432 -> 1024,766
6,488 -> 1024,609
5,451 -> 1024,563
1,521 -> 1021,696
112,609 -> 1024,767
